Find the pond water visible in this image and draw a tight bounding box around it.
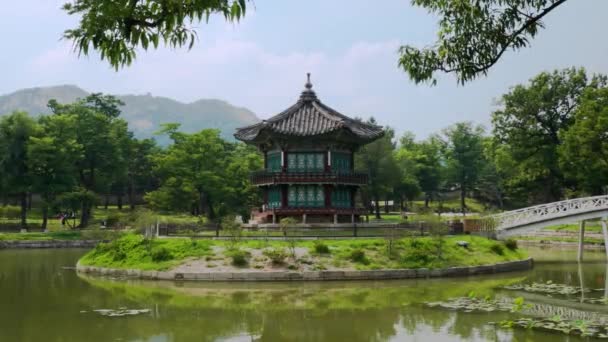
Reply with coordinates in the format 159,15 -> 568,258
2,247 -> 608,341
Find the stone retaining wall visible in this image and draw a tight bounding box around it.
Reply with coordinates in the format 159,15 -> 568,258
76,258 -> 533,282
0,240 -> 100,249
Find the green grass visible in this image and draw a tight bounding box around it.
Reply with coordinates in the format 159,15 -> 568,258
543,222 -> 603,233
0,229 -> 123,242
0,205 -> 205,232
0,230 -> 83,241
79,233 -> 528,271
412,197 -> 486,213
79,234 -> 214,270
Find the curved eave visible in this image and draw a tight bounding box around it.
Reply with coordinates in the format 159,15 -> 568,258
235,125 -> 383,146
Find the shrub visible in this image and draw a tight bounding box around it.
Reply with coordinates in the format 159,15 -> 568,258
349,249 -> 369,264
0,206 -> 21,219
490,243 -> 504,256
504,239 -> 518,251
263,247 -> 288,265
314,241 -> 330,254
81,228 -> 121,241
151,246 -> 173,262
222,217 -> 243,249
280,217 -> 299,258
104,212 -> 124,228
228,249 -> 248,267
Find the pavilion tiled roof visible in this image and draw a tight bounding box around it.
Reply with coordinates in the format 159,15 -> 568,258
234,74 -> 384,143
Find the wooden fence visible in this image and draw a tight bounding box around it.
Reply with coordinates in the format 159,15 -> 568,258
158,221 -> 464,239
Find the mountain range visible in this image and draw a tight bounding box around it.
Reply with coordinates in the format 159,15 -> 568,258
0,85 -> 260,142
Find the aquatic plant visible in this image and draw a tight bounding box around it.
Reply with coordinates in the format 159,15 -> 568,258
89,308 -> 151,317
493,317 -> 608,339
502,281 -> 588,296
426,295 -> 528,313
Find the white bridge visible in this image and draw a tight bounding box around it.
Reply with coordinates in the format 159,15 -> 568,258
488,195 -> 608,239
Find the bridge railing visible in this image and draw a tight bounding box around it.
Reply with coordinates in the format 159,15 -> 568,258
489,195 -> 608,230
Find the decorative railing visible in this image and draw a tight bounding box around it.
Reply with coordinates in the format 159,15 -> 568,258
250,171 -> 368,185
269,207 -> 368,215
490,195 -> 608,231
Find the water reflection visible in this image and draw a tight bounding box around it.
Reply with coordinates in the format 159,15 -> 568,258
1,247 -> 608,341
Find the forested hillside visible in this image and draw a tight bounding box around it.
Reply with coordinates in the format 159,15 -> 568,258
0,85 -> 259,141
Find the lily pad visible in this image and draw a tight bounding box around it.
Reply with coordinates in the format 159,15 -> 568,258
502,281 -> 589,296
493,316 -> 608,339
425,297 -> 516,313
91,308 -> 151,317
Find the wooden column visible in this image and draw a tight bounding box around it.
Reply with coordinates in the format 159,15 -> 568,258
281,149 -> 287,172
324,185 -> 332,208
263,150 -> 268,170
281,185 -> 288,208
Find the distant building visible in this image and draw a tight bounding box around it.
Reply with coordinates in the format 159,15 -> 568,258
234,74 -> 383,224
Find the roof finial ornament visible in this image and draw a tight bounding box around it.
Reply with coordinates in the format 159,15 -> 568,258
305,72 -> 313,90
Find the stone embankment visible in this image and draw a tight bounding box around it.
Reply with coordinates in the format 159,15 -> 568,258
77,258 -> 533,282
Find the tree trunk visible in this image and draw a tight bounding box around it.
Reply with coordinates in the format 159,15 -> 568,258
373,195 -> 381,219
117,195 -> 123,210
20,192 -> 27,230
128,179 -> 135,210
104,195 -> 110,209
384,196 -> 389,214
460,186 -> 466,217
424,194 -> 430,208
27,192 -> 33,211
79,201 -> 90,228
41,205 -> 48,231
206,193 -> 216,220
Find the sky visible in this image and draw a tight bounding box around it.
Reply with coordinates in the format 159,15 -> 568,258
1,0 -> 607,139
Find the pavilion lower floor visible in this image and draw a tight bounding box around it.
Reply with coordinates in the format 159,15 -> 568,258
264,184 -> 356,209
251,207 -> 368,224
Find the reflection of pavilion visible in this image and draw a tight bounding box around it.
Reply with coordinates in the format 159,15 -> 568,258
235,74 -> 384,225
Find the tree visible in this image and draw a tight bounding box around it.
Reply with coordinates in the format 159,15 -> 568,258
49,95 -> 130,227
146,127 -> 229,219
396,132 -> 443,208
476,138 -> 506,210
355,120 -> 400,219
394,132 -> 422,211
27,115 -> 83,230
400,0 -> 568,84
492,68 -> 606,204
441,122 -> 485,215
222,143 -> 263,218
126,138 -> 160,210
62,0 -> 247,69
0,112 -> 39,230
561,87 -> 608,195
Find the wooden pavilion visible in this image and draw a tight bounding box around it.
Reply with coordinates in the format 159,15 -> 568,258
234,74 -> 384,224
